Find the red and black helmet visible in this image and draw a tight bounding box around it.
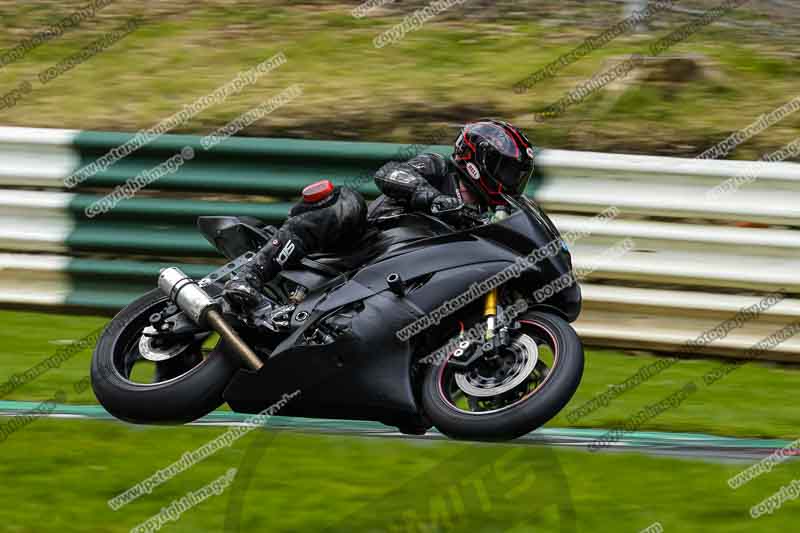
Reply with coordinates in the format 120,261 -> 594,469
452,119 -> 536,204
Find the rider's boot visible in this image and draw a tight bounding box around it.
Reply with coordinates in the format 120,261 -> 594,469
223,233 -> 303,311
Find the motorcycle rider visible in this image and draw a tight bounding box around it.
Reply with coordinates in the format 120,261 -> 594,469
224,119 -> 537,309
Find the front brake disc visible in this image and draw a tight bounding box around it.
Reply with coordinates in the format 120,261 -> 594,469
454,334 -> 538,397
138,327 -> 194,362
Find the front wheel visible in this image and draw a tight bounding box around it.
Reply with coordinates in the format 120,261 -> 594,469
421,311 -> 584,441
91,289 -> 240,424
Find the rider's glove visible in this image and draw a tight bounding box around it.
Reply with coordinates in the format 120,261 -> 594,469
430,194 -> 462,214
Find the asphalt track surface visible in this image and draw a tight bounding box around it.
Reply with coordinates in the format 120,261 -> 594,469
1,400 -> 796,463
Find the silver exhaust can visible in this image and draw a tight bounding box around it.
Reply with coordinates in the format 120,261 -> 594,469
157,267 -> 264,371
157,267 -> 217,325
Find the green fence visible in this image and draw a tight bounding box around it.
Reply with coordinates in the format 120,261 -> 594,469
4,126 -> 800,360
14,129 -> 503,310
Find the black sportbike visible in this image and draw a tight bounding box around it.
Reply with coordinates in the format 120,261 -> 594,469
91,193 -> 583,440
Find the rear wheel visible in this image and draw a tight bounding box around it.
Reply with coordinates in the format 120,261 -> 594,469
91,289 -> 241,424
421,311 -> 583,441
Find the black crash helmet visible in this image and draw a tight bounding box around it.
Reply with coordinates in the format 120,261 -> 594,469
452,119 -> 536,204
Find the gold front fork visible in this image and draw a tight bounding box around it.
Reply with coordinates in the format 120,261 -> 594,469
484,288 -> 497,340
482,206 -> 508,342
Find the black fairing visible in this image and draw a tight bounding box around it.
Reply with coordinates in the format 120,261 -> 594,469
221,203 -> 581,425
472,207 -> 581,323
224,290 -> 423,427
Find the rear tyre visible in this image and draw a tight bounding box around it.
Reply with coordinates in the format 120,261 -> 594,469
91,289 -> 240,424
421,311 -> 583,441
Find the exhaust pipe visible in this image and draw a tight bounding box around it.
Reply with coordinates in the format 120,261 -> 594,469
158,267 -> 264,371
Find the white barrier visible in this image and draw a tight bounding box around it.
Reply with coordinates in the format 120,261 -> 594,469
0,127 -> 798,359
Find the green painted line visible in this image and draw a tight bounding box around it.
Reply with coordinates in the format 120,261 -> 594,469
0,401 -> 792,450
535,427 -> 794,450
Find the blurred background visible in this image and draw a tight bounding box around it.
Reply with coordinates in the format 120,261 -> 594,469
0,1 -> 799,531
0,0 -> 797,155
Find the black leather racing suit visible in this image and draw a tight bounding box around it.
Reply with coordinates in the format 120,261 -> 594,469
226,187 -> 367,302
225,153 -> 470,305
368,152 -> 469,223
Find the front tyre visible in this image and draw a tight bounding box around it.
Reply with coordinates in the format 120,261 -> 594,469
421,311 -> 584,441
91,289 -> 240,424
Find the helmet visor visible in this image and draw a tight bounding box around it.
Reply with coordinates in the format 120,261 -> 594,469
471,123 -> 534,196
482,147 -> 534,196
472,123 -> 517,154
506,157 -> 534,196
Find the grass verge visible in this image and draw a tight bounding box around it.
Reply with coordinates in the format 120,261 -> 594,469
0,418 -> 797,532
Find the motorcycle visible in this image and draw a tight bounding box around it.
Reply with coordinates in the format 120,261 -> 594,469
91,192 -> 583,441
